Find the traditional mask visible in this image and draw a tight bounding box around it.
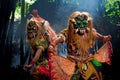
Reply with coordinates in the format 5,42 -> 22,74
74,15 -> 88,29
27,21 -> 38,39
70,12 -> 91,35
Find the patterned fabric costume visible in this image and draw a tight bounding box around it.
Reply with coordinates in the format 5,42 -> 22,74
26,19 -> 50,79
49,11 -> 113,80
25,10 -> 112,80
26,11 -> 57,79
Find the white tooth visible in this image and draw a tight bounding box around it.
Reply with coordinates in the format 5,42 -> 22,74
82,30 -> 84,33
76,29 -> 78,33
81,30 -> 83,33
80,29 -> 81,33
72,19 -> 76,24
80,29 -> 82,33
86,27 -> 90,31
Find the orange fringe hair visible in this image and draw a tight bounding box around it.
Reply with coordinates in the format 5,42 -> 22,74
26,19 -> 57,54
68,11 -> 97,53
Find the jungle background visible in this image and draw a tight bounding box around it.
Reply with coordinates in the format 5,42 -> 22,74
0,0 -> 120,80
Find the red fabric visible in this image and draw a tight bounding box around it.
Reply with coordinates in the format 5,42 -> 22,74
107,41 -> 113,65
38,66 -> 50,77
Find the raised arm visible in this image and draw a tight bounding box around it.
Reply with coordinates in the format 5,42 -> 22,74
96,32 -> 112,42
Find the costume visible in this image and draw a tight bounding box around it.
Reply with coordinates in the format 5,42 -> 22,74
49,11 -> 113,80
26,12 -> 57,80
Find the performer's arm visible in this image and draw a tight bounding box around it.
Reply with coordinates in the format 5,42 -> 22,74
23,48 -> 43,70
96,33 -> 112,42
48,35 -> 64,54
48,29 -> 67,53
50,28 -> 68,47
31,48 -> 42,63
50,35 -> 64,47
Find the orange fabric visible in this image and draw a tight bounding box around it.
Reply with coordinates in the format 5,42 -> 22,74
49,53 -> 75,80
93,41 -> 113,65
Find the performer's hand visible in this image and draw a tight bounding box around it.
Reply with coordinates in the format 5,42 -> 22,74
48,44 -> 56,53
23,60 -> 35,71
103,35 -> 112,42
23,64 -> 33,71
48,40 -> 58,55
